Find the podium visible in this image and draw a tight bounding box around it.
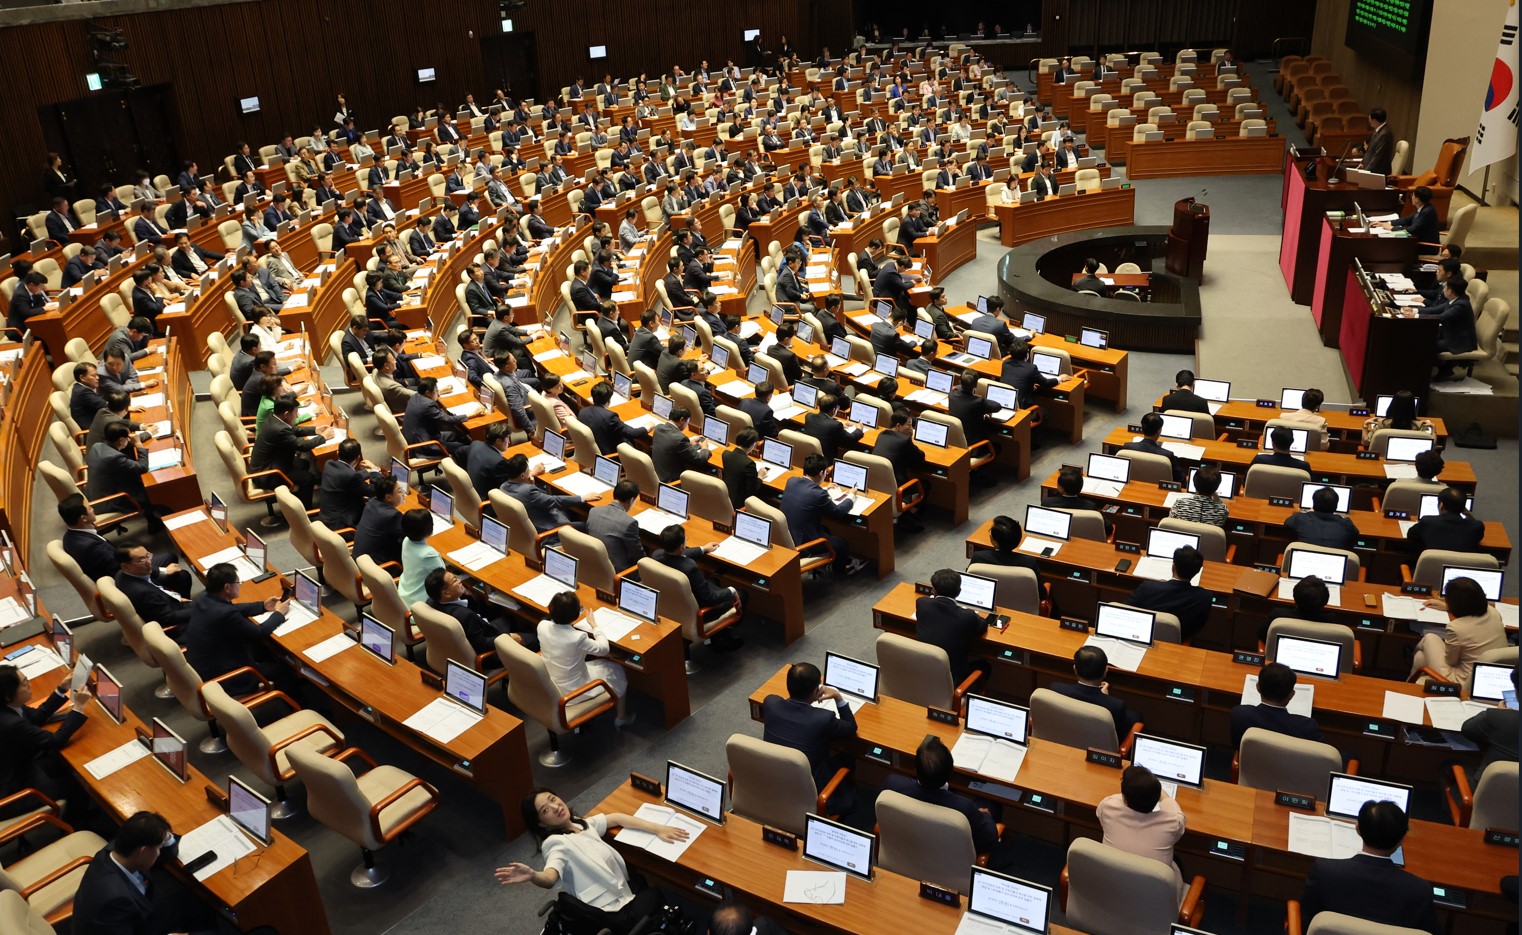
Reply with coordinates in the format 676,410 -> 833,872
1166,198 -> 1209,280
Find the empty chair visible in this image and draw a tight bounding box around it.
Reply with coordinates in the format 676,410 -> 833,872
140,621 -> 265,754
1159,517 -> 1231,563
357,555 -> 420,658
1030,687 -> 1139,753
876,790 -> 978,893
615,442 -> 660,497
214,430 -> 282,526
1238,728 -> 1347,796
312,522 -> 373,609
286,744 -> 439,888
875,632 -> 980,709
0,890 -> 54,935
1444,760 -> 1518,830
495,633 -> 616,767
1063,509 -> 1110,542
1243,465 -> 1311,500
1109,602 -> 1182,644
725,734 -> 847,836
1407,549 -> 1498,587
1062,837 -> 1207,935
0,817 -> 106,926
1240,119 -> 1268,137
201,681 -> 344,819
678,470 -> 734,525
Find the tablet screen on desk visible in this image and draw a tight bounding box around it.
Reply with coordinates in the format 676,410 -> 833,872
150,717 -> 189,782
594,455 -> 621,487
1024,505 -> 1071,541
968,867 -> 1051,934
1080,327 -> 1108,349
847,400 -> 879,429
985,384 -> 1018,412
1441,565 -> 1503,602
791,381 -> 818,408
95,665 -> 123,724
1188,467 -> 1235,498
955,572 -> 998,612
1470,662 -> 1514,702
480,515 -> 508,554
975,295 -> 989,314
1273,634 -> 1343,679
823,651 -> 879,703
1088,453 -> 1130,483
359,614 -> 396,664
445,660 -> 488,715
1298,483 -> 1351,513
1146,528 -> 1199,559
542,429 -> 567,462
709,343 -> 729,370
544,547 -> 578,588
1375,395 -> 1418,418
1158,413 -> 1194,440
733,511 -> 772,548
803,813 -> 875,880
1094,602 -> 1155,645
1131,733 -> 1206,788
1032,352 -> 1061,377
832,460 -> 868,492
652,393 -> 674,420
244,530 -> 267,572
967,336 -> 994,360
1022,312 -> 1045,333
873,353 -> 899,378
613,371 -> 633,400
1279,388 -> 1306,411
1384,436 -> 1433,462
1417,494 -> 1473,518
430,486 -> 454,523
665,761 -> 726,823
619,577 -> 660,623
761,438 -> 793,468
1260,427 -> 1309,453
925,369 -> 954,394
746,363 -> 768,387
228,775 -> 273,846
914,418 -> 948,447
830,337 -> 851,360
797,321 -> 815,344
965,694 -> 1029,744
1286,548 -> 1348,585
1326,772 -> 1410,821
1194,379 -> 1229,403
703,416 -> 730,447
656,483 -> 689,519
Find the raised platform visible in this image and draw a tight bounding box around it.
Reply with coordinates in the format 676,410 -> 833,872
996,225 -> 1201,353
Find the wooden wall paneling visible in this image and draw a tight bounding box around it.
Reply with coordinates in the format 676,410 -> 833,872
1310,0 -> 1422,146
1229,0 -> 1317,60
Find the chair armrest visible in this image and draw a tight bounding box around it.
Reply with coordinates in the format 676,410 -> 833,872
331,746 -> 378,773
268,722 -> 346,780
401,441 -> 447,459
1352,640 -> 1362,672
206,667 -> 274,708
951,667 -> 985,708
0,788 -> 61,820
795,537 -> 836,561
966,439 -> 995,460
1412,666 -> 1453,685
86,493 -> 141,514
1345,758 -> 1359,775
1446,762 -> 1474,827
1285,899 -> 1302,935
377,560 -> 403,579
0,812 -> 73,846
816,765 -> 851,817
369,776 -> 440,843
1225,543 -> 1237,563
472,649 -> 507,684
1059,864 -> 1070,912
1179,874 -> 1207,926
242,689 -> 301,717
559,679 -> 617,729
20,855 -> 94,900
1400,564 -> 1413,583
896,477 -> 925,511
1120,721 -> 1144,756
245,467 -> 297,489
1231,749 -> 1240,782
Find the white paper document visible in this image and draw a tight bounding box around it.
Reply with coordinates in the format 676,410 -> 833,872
1424,697 -> 1490,731
179,815 -> 258,881
403,696 -> 484,743
17,647 -> 64,680
1380,594 -> 1450,624
783,870 -> 847,904
587,608 -> 641,642
447,402 -> 486,418
709,536 -> 769,566
1132,555 -> 1178,583
1381,690 -> 1427,724
1498,603 -> 1518,630
0,596 -> 30,627
134,392 -> 166,409
533,349 -> 568,363
1242,675 -> 1315,717
163,510 -> 210,531
634,509 -> 685,534
1081,478 -> 1123,498
512,574 -> 576,607
411,355 -> 447,370
951,733 -> 1029,783
448,541 -> 504,572
1160,441 -> 1206,461
613,803 -> 706,861
528,453 -> 565,474
1015,537 -> 1063,557
272,603 -> 319,636
84,739 -> 151,780
553,472 -> 613,499
147,448 -> 183,471
1382,464 -> 1418,480
1083,635 -> 1148,671
1286,813 -> 1363,859
302,633 -> 354,663
626,414 -> 661,431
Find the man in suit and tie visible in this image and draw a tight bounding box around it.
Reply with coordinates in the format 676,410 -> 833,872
318,438 -> 379,531
57,495 -> 124,581
251,396 -> 332,505
1357,107 -> 1395,176
626,308 -> 663,371
1127,545 -> 1214,642
804,394 -> 863,462
1406,486 -> 1485,553
586,480 -> 646,569
61,245 -> 97,287
781,454 -> 866,575
1050,645 -> 1141,742
775,251 -> 816,314
0,656 -> 91,810
403,378 -> 471,458
184,562 -> 290,692
761,661 -> 858,810
739,382 -> 783,439
897,201 -> 930,254
567,260 -> 602,329
5,270 -> 46,337
1374,184 -> 1438,244
113,542 -> 193,628
500,453 -> 585,534
462,263 -> 498,324
1123,411 -> 1186,481
44,196 -> 75,243
131,203 -> 166,244
1072,257 -> 1113,296
916,568 -> 991,683
874,408 -> 927,489
1248,425 -> 1312,477
882,736 -> 1000,854
459,423 -> 512,499
71,811 -> 199,935
872,262 -> 921,318
652,406 -> 711,482
1300,801 -> 1442,935
577,380 -> 648,455
1419,275 -> 1477,361
69,362 -> 110,433
1161,370 -> 1212,414
1229,662 -> 1323,747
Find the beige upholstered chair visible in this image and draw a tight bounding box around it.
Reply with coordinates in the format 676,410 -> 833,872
875,632 -> 980,709
1407,549 -> 1498,587
1116,449 -> 1174,484
95,576 -> 174,698
214,430 -> 284,526
45,542 -> 111,622
557,526 -> 624,593
286,744 -> 439,888
1237,728 -> 1347,796
876,790 -> 979,893
1300,912 -> 1431,935
0,889 -> 55,935
357,555 -> 419,658
486,489 -> 558,560
495,633 -> 616,767
967,563 -> 1041,616
312,521 -> 373,610
637,557 -> 741,673
0,817 -> 106,925
1243,465 -> 1311,500
725,734 -> 847,836
1158,517 -> 1231,564
1445,760 -> 1517,830
1030,687 -> 1138,753
1283,541 -> 1362,578
616,442 -> 661,496
201,681 -> 344,819
141,621 -> 269,754
411,601 -> 501,678
679,470 -> 734,525
1062,838 -> 1207,934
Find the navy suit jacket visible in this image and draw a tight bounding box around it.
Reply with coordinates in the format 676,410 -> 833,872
0,689 -> 85,798
183,593 -> 284,681
353,498 -> 404,566
318,459 -> 375,530
915,594 -> 988,683
1049,681 -> 1137,746
882,774 -> 1000,853
761,694 -> 857,792
71,845 -> 158,935
1128,578 -> 1214,641
63,527 -> 119,581
1301,853 -> 1442,935
114,571 -> 191,628
780,476 -> 850,544
577,404 -> 647,455
1229,702 -> 1324,748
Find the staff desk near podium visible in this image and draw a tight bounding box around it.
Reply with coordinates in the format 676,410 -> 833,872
1126,134 -> 1286,180
741,664 -> 1513,932
163,507 -> 534,838
1338,265 -> 1442,401
1150,396 -> 1451,450
1311,216 -> 1421,348
869,582 -> 1472,782
1280,151 -> 1404,306
993,186 -> 1136,247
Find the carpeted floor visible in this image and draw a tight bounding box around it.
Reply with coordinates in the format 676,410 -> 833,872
20,60 -> 1518,935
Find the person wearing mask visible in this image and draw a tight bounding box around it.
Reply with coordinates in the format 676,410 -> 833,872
1300,801 -> 1442,935
539,592 -> 635,728
881,735 -> 1000,853
1168,463 -> 1230,528
184,562 -> 289,693
1281,387 -> 1331,450
781,454 -> 866,575
760,662 -> 858,811
1098,766 -> 1187,899
1410,576 -> 1508,685
1284,486 -> 1359,550
1127,545 -> 1213,642
1230,662 -> 1324,747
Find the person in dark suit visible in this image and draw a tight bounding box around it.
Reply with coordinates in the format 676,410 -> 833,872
1051,645 -> 1140,744
1160,370 -> 1212,414
71,811 -> 202,935
739,383 -> 783,439
113,543 -> 193,629
576,381 -> 648,455
948,368 -> 1001,445
500,454 -> 585,534
967,514 -> 1043,574
184,562 -> 290,694
62,245 -> 98,287
462,423 -> 514,499
761,661 -> 857,810
1229,662 -> 1324,748
1357,107 -> 1395,176
1043,467 -> 1114,535
58,495 -> 126,582
0,662 -> 90,810
338,314 -> 372,378
882,735 -> 999,853
897,201 -> 930,253
722,429 -> 762,509
1420,276 -> 1478,358
1461,667 -> 1519,782
781,454 -> 865,575
1300,801 -> 1442,935
586,481 -> 646,571
652,407 -> 712,482
318,438 -> 379,531
425,568 -> 515,654
44,197 -> 76,242
873,410 -> 926,530
1406,486 -> 1485,553
627,309 -> 663,371
86,421 -> 158,524
708,904 -> 786,935
6,271 -> 46,337
676,361 -> 718,419
916,568 -> 991,684
1000,341 -> 1058,408
352,477 -> 406,567
1128,545 -> 1213,642
592,301 -> 629,352
566,261 -> 602,329
251,396 -> 331,505
652,524 -> 740,619
767,324 -> 805,385
1249,425 -> 1312,476
1376,184 -> 1439,244
1072,257 -> 1114,296
803,394 -> 863,461
403,378 -> 471,459
655,334 -> 689,391
1123,411 -> 1186,482
70,362 -> 109,430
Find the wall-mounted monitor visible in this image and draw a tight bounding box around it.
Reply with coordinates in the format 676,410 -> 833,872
239,97 -> 261,114
589,45 -> 608,59
417,67 -> 437,83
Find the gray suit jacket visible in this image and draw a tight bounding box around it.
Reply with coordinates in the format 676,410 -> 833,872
586,502 -> 644,570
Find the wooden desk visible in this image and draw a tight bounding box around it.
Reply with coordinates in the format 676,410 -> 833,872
993,187 -> 1136,248
1154,397 -> 1451,450
164,509 -> 534,837
1311,216 -> 1421,349
1337,268 -> 1441,402
1125,135 -> 1287,180
915,215 -> 979,281
1279,153 -> 1404,306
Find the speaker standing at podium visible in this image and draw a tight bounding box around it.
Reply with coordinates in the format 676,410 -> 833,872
1356,108 -> 1394,176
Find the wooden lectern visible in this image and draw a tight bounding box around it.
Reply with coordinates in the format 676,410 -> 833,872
1166,197 -> 1209,280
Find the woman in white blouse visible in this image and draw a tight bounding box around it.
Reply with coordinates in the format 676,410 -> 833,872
496,788 -> 685,928
537,592 -> 632,727
250,312 -> 283,352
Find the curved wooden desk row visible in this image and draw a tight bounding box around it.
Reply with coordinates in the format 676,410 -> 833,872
870,582 -> 1475,785
9,574 -> 330,935
1150,396 -> 1451,449
993,186 -> 1137,248
743,666 -> 1515,929
1043,65 -> 1245,120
